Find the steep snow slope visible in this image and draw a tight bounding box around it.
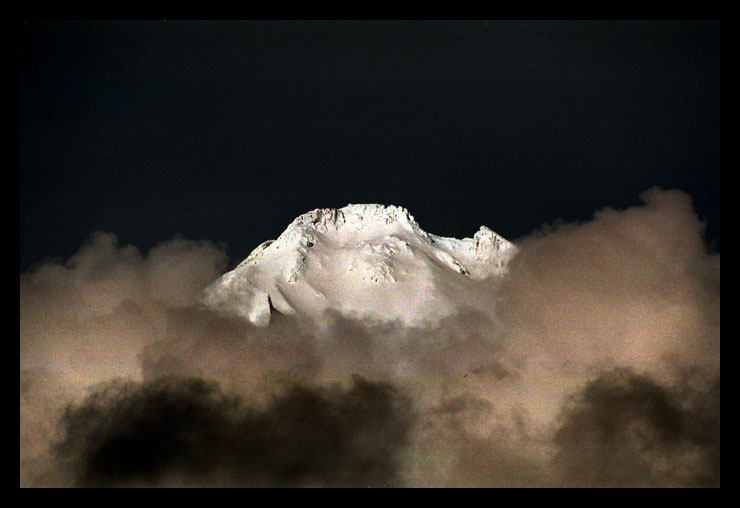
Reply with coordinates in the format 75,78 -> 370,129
204,204 -> 517,326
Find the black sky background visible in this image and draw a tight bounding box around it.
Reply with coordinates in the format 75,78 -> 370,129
19,20 -> 720,272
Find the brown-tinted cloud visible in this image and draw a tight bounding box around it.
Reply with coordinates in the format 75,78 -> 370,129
496,188 -> 719,373
53,376 -> 412,487
20,188 -> 720,487
553,368 -> 720,487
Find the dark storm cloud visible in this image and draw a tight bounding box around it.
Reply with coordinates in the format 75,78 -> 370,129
553,368 -> 720,488
20,188 -> 720,487
54,376 -> 412,487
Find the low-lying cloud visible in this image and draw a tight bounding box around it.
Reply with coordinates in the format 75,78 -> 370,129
20,188 -> 720,487
53,376 -> 411,487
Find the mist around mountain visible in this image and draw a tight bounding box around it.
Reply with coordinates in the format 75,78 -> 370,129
20,189 -> 720,487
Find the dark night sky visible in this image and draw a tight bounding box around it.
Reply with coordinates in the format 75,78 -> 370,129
19,20 -> 720,272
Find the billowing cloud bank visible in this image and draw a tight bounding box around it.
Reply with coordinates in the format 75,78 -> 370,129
20,188 -> 719,487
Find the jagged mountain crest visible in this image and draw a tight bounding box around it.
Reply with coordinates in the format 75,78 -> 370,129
204,204 -> 517,327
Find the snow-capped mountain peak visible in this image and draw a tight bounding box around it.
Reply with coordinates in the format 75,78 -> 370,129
204,204 -> 517,327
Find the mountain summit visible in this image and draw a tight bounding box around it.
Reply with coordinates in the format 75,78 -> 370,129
204,204 -> 517,326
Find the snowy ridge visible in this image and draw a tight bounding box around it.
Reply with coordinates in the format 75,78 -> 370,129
204,204 -> 517,327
